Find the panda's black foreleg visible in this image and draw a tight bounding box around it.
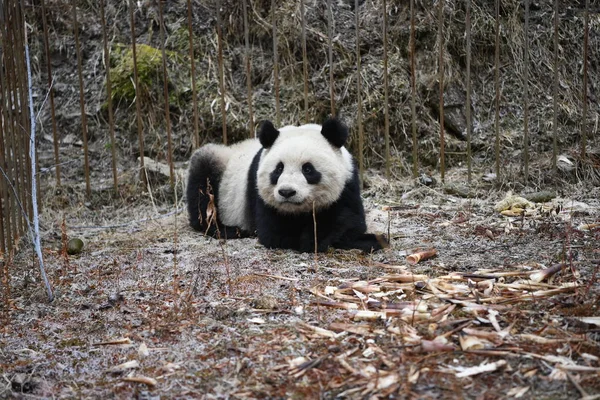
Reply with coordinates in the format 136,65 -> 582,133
334,233 -> 389,253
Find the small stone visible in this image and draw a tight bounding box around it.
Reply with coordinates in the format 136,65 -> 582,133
252,295 -> 278,310
67,238 -> 84,255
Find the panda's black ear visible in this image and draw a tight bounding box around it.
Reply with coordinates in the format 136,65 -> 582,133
321,118 -> 348,148
258,120 -> 279,148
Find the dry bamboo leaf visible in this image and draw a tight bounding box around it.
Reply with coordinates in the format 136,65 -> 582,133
247,317 -> 265,324
420,338 -> 455,353
578,223 -> 600,231
406,249 -> 437,265
407,365 -> 420,384
161,362 -> 181,373
459,334 -> 488,351
365,372 -> 398,391
487,310 -> 502,332
138,342 -> 149,359
298,322 -> 342,339
454,360 -> 507,378
324,286 -> 337,295
578,317 -> 600,327
518,334 -> 584,344
107,360 -> 139,373
122,376 -> 157,387
353,289 -> 368,300
506,386 -> 530,398
528,264 -> 565,283
288,356 -> 309,369
349,281 -> 381,293
462,328 -> 504,345
581,353 -> 600,363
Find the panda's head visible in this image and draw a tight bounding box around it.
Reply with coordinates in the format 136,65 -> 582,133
256,118 -> 354,214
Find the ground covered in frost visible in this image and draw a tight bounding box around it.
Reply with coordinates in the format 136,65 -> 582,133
1,170 -> 600,399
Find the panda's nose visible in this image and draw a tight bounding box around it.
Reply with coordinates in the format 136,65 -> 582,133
278,188 -> 296,198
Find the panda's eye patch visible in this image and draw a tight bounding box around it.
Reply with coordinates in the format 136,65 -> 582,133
270,162 -> 284,185
302,162 -> 321,184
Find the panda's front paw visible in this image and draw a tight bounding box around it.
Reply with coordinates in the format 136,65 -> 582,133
375,234 -> 390,250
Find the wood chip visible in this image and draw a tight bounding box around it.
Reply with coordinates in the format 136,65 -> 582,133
406,249 -> 437,264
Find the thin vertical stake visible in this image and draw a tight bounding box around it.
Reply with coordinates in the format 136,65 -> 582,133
494,0 -> 501,177
466,0 -> 472,184
438,0 -> 445,183
327,0 -> 335,116
523,0 -> 530,183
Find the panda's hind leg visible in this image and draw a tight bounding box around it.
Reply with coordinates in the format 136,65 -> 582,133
186,145 -> 229,236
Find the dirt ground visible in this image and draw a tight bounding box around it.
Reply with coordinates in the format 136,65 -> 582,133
1,166 -> 599,399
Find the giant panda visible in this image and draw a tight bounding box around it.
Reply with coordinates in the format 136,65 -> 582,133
186,118 -> 388,253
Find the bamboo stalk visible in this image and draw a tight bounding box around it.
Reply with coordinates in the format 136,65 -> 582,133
552,0 -> 559,172
40,0 -> 61,186
438,0 -> 445,182
581,0 -> 589,159
494,0 -> 501,177
410,0 -> 417,178
157,0 -> 175,185
327,0 -> 335,116
186,0 -> 200,148
11,0 -> 29,234
523,0 -> 530,183
301,0 -> 309,123
242,0 -> 254,137
355,0 -> 364,186
71,0 -> 91,197
272,0 -> 280,126
215,0 -> 227,144
100,0 -> 118,193
382,0 -> 390,179
128,0 -> 146,186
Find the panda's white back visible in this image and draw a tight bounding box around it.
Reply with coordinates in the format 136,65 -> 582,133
218,138 -> 262,230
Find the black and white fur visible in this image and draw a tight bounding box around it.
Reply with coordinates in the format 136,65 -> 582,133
186,118 -> 387,253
